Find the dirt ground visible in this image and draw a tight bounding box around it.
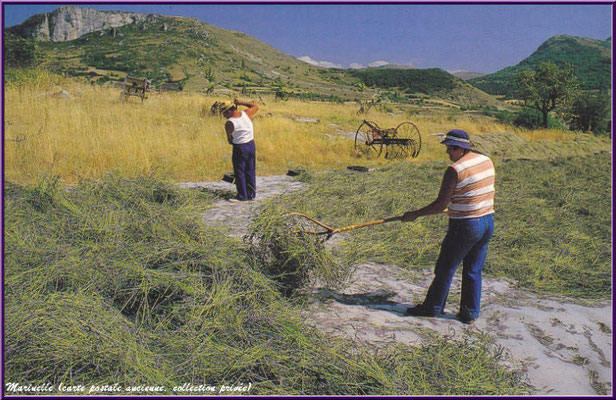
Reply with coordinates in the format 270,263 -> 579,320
184,175 -> 613,396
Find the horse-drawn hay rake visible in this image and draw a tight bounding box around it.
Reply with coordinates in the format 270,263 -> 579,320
354,119 -> 422,159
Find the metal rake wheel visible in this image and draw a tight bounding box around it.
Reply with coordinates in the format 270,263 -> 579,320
354,120 -> 383,157
385,121 -> 422,159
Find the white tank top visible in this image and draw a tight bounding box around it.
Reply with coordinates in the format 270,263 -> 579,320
228,111 -> 254,144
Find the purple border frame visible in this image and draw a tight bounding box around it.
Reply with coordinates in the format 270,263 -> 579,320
0,1 -> 614,399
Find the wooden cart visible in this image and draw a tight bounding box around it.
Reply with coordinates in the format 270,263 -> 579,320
122,76 -> 152,102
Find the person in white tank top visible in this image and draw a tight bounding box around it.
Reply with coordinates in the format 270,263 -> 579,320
220,98 -> 259,202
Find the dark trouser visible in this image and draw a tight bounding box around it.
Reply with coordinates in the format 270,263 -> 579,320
232,140 -> 256,201
422,214 -> 494,319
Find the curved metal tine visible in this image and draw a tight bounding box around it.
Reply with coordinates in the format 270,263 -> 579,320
285,212 -> 334,235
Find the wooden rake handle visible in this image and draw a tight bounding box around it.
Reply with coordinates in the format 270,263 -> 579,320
286,212 -> 402,236
329,216 -> 402,234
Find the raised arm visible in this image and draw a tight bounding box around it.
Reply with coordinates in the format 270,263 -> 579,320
234,98 -> 259,119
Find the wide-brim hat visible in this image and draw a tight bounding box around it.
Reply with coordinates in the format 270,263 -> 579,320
440,129 -> 472,150
219,100 -> 235,114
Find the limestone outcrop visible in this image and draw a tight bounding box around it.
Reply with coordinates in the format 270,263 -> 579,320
7,6 -> 151,42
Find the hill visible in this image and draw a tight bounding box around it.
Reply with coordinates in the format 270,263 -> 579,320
450,70 -> 487,80
376,63 -> 415,70
350,68 -> 503,108
7,6 -> 503,108
468,35 -> 612,97
9,7 -> 362,100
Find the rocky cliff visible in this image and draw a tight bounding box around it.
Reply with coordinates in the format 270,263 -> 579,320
7,6 -> 150,42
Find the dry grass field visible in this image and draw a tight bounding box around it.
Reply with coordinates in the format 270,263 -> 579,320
4,70 -> 591,186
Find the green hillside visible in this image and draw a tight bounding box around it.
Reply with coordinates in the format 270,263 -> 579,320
9,7 -> 504,108
469,35 -> 611,97
36,14 -> 361,100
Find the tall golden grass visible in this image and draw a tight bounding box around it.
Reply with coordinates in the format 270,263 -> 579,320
3,73 -> 584,185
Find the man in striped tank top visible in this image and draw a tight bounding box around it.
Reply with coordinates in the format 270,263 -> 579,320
402,129 -> 495,324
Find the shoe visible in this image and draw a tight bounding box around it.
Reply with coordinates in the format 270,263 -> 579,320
457,314 -> 476,324
457,306 -> 477,324
228,198 -> 244,203
404,304 -> 439,317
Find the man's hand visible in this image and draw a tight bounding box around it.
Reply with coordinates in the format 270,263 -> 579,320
234,98 -> 259,119
402,211 -> 418,222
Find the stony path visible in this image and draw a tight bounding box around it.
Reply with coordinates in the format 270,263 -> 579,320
184,175 -> 613,396
179,175 -> 304,237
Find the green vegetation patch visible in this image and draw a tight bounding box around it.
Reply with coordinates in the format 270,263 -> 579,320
351,68 -> 459,94
492,155 -> 611,297
5,174 -> 529,395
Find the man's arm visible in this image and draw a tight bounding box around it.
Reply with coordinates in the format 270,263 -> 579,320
234,98 -> 259,119
402,167 -> 457,222
225,120 -> 234,144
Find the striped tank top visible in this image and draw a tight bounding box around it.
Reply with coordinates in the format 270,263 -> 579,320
447,152 -> 495,219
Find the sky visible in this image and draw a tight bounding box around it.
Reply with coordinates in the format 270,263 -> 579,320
2,2 -> 613,73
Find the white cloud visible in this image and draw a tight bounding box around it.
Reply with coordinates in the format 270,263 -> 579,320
296,55 -> 318,65
298,57 -> 415,70
368,60 -> 390,68
297,55 -> 343,69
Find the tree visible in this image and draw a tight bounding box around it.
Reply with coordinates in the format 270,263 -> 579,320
515,62 -> 579,128
204,67 -> 215,94
274,77 -> 287,100
568,92 -> 611,135
204,67 -> 215,84
4,33 -> 42,68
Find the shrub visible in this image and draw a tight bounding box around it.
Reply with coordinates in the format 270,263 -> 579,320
513,108 -> 544,129
4,33 -> 42,68
568,93 -> 611,135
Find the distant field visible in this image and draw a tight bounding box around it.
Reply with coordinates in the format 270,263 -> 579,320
5,71 -> 609,186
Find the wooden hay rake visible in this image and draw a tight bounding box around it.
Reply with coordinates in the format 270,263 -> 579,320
354,119 -> 422,159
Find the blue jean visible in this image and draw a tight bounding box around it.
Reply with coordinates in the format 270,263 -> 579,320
422,214 -> 494,319
232,140 -> 256,201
